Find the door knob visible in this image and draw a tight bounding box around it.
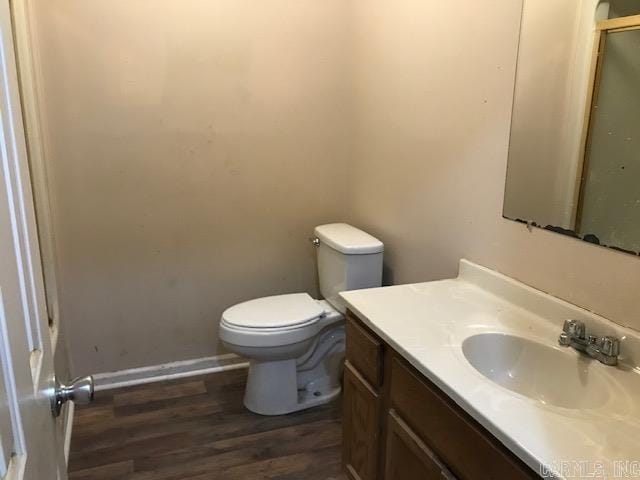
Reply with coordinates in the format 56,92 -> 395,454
51,375 -> 95,417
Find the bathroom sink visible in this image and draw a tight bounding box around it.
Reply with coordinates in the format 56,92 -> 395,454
462,333 -> 610,409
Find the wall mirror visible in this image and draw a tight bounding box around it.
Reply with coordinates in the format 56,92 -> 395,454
504,0 -> 640,255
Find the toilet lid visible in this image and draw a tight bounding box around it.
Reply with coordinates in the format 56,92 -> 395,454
221,293 -> 324,329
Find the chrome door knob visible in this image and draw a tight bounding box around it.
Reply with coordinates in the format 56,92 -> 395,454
51,375 -> 94,417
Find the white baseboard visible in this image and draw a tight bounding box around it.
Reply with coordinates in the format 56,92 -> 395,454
63,401 -> 74,464
93,353 -> 249,391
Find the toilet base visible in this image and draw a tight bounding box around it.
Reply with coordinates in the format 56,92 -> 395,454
243,361 -> 342,415
243,325 -> 345,415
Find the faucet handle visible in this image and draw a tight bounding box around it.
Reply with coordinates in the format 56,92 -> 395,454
563,319 -> 586,339
600,336 -> 620,357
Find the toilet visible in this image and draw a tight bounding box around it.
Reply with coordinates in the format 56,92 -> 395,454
220,223 -> 384,415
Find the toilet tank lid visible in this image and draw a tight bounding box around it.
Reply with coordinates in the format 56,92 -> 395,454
314,223 -> 383,255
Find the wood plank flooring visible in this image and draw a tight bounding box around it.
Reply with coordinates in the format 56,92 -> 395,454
69,368 -> 346,480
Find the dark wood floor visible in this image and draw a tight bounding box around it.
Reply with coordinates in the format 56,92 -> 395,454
69,368 -> 346,480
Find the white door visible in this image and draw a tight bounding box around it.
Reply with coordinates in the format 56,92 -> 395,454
0,0 -> 68,477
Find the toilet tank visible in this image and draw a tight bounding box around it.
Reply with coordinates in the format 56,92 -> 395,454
313,223 -> 384,313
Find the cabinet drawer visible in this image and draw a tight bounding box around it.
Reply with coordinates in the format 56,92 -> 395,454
390,356 -> 537,480
346,312 -> 383,388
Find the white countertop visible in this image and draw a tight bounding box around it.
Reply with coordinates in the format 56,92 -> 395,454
340,260 -> 640,479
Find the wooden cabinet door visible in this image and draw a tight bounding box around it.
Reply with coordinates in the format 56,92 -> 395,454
343,361 -> 381,480
389,356 -> 536,479
385,409 -> 456,480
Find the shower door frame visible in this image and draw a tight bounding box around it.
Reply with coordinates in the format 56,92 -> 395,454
574,14 -> 640,230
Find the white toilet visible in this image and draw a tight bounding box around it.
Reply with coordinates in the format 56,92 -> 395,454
220,223 -> 383,415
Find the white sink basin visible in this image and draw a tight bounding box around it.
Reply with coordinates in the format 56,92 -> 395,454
462,333 -> 610,410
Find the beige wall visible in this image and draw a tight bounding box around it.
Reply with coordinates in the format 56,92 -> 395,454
348,0 -> 640,332
31,0 -> 640,376
31,0 -> 353,374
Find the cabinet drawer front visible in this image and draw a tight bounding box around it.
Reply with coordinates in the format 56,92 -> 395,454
343,361 -> 381,480
390,357 -> 537,480
385,409 -> 456,480
346,312 -> 383,388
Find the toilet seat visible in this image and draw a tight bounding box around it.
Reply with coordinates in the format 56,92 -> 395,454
220,320 -> 320,348
222,293 -> 325,329
220,316 -> 320,333
220,293 -> 336,348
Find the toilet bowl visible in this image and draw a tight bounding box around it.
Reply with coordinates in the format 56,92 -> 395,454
220,223 -> 383,415
220,294 -> 345,415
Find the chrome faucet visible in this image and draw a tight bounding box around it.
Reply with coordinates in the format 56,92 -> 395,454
558,320 -> 620,366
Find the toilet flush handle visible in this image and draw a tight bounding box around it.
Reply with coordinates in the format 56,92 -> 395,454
309,237 -> 320,247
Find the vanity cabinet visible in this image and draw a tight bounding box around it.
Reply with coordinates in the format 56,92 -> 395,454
343,311 -> 539,480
